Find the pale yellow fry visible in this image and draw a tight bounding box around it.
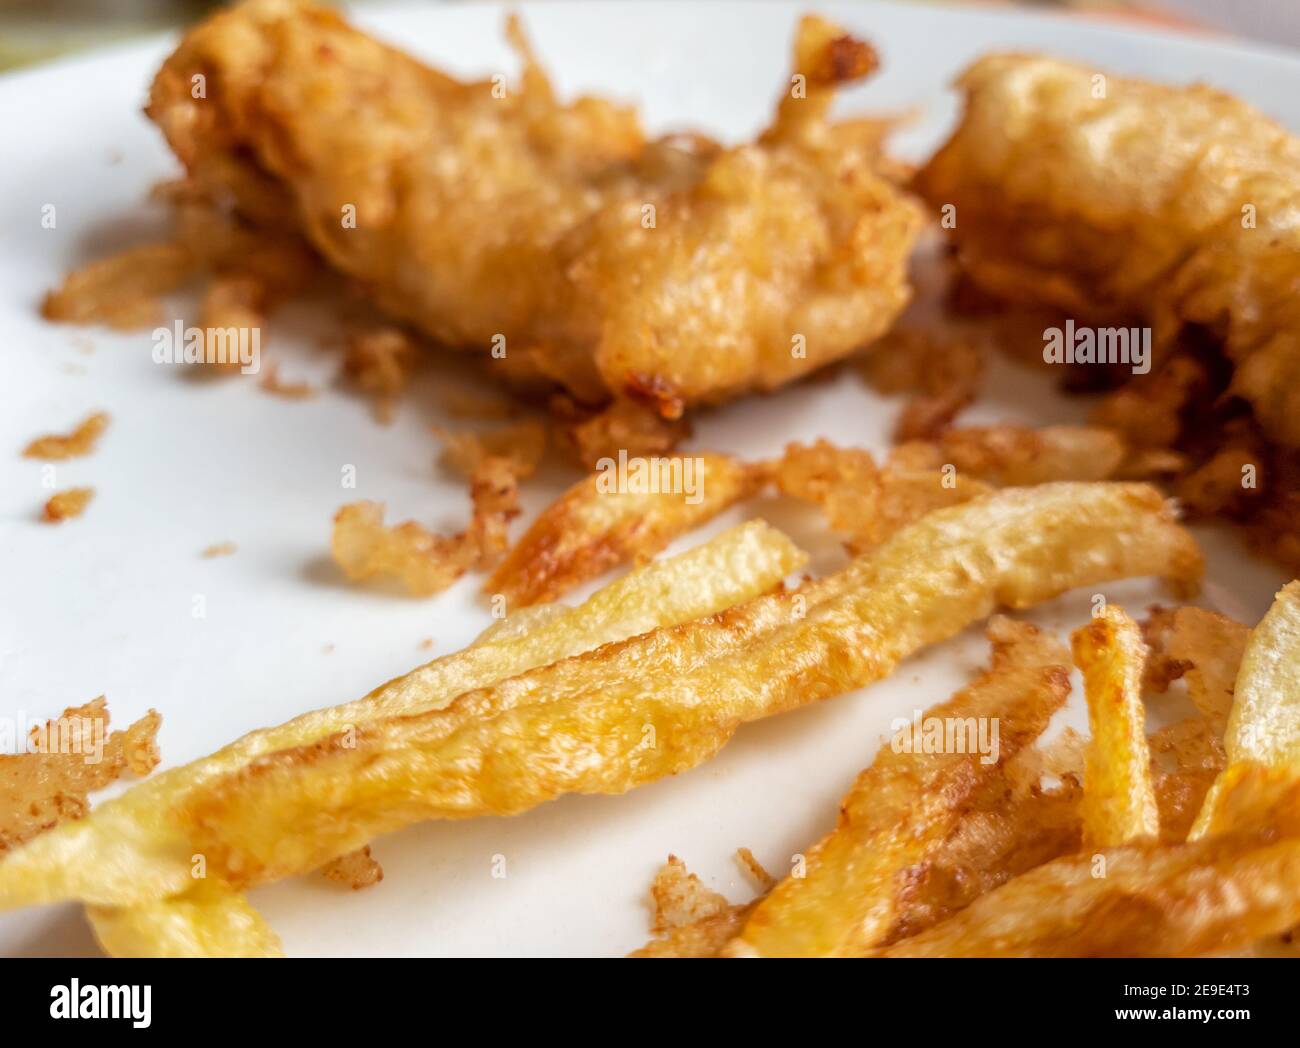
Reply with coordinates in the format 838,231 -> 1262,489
180,483 -> 1200,888
0,521 -> 804,909
1072,605 -> 1159,847
486,453 -> 764,606
728,617 -> 1071,958
87,885 -> 282,958
1191,581 -> 1300,838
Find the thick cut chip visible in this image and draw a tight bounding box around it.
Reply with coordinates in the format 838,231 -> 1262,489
1072,605 -> 1160,847
485,453 -> 762,606
1192,581 -> 1300,836
0,521 -> 804,909
87,885 -> 283,959
169,484 -> 1198,889
728,617 -> 1071,957
877,764 -> 1300,957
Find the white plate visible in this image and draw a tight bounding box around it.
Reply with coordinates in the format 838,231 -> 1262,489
0,0 -> 1293,958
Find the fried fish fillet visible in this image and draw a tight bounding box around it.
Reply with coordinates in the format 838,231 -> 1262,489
146,0 -> 923,416
916,54 -> 1300,448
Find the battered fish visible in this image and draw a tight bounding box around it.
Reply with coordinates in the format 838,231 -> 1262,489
147,0 -> 922,417
916,54 -> 1300,448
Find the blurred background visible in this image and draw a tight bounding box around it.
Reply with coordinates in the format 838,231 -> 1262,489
1,0 -> 1299,71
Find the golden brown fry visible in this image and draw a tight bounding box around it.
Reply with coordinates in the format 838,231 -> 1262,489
890,425 -> 1126,487
0,699 -> 160,856
728,617 -> 1071,957
146,2 -> 921,412
87,884 -> 283,958
1072,605 -> 1159,847
22,412 -> 109,461
0,522 -> 804,909
485,453 -> 761,607
172,484 -> 1198,890
41,243 -> 194,330
42,487 -> 95,522
884,778 -> 1082,945
877,764 -> 1300,957
1192,581 -> 1300,836
772,439 -> 991,555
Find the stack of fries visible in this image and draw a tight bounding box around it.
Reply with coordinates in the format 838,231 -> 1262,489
14,476 -> 1299,958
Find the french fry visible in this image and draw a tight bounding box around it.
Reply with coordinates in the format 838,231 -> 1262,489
1191,581 -> 1300,837
890,425 -> 1127,486
0,521 -> 804,910
876,764 -> 1300,957
485,453 -> 763,606
728,617 -> 1072,957
86,885 -> 283,959
1072,605 -> 1160,847
177,483 -> 1199,889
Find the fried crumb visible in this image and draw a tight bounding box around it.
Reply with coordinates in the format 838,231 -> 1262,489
858,328 -> 984,441
22,412 -> 109,460
201,541 -> 238,558
774,439 -> 989,555
41,243 -> 195,331
42,487 -> 95,522
342,327 -> 418,423
0,698 -> 161,855
322,643 -> 335,655
436,420 -> 546,479
735,847 -> 776,892
418,637 -> 435,651
555,397 -> 690,469
648,855 -> 733,934
319,845 -> 383,890
259,364 -> 317,399
331,457 -> 522,596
